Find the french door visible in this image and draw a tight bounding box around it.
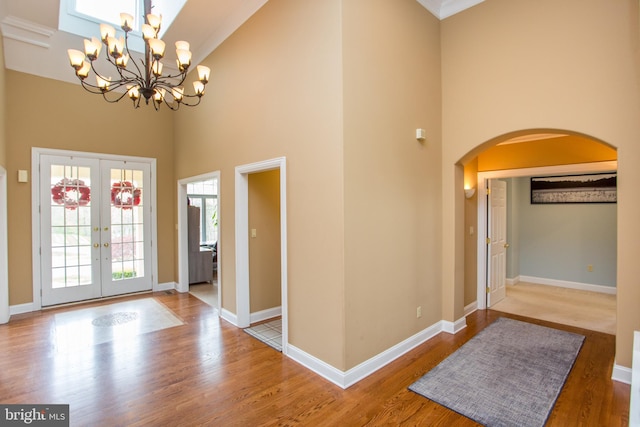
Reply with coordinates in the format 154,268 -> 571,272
40,154 -> 152,306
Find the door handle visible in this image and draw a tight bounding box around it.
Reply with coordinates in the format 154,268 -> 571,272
104,243 -> 110,248
504,243 -> 510,248
93,243 -> 99,248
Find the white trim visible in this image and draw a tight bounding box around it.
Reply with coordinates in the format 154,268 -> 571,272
0,15 -> 54,49
613,363 -> 632,384
0,166 -> 9,324
288,320 -> 447,389
9,302 -> 34,316
442,316 -> 467,334
220,308 -> 238,327
415,0 -> 484,20
156,282 -> 176,292
235,157 -> 288,354
31,147 -> 158,310
250,306 -> 282,324
631,332 -> 640,426
518,275 -> 616,295
476,161 -> 618,310
176,171 -> 221,319
464,301 -> 477,316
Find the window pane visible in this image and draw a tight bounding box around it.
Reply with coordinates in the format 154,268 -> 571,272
75,0 -> 137,27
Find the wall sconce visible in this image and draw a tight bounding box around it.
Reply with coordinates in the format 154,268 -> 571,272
464,187 -> 476,199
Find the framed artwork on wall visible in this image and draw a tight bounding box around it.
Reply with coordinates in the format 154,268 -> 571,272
530,172 -> 617,204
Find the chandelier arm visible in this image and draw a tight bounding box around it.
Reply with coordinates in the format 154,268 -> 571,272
122,31 -> 146,86
101,89 -> 133,104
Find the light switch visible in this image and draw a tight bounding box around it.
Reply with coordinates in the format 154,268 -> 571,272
251,229 -> 257,238
18,170 -> 28,183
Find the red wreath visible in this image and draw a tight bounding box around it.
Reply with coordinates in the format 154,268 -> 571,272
51,178 -> 91,210
111,181 -> 141,209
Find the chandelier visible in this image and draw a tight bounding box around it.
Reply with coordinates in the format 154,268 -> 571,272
66,2 -> 210,110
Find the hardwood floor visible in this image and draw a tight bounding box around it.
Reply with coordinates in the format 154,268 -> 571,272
0,292 -> 630,426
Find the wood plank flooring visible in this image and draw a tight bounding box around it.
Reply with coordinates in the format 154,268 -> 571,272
0,292 -> 629,426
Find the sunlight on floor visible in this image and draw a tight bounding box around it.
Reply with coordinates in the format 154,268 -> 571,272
53,298 -> 183,352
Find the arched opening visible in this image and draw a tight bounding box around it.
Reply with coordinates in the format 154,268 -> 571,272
460,130 -> 617,333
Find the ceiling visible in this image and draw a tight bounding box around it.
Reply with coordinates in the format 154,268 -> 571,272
0,0 -> 483,86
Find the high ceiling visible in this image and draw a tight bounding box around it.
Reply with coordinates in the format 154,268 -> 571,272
0,0 -> 483,86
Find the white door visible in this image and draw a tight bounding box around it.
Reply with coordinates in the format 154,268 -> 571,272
40,155 -> 152,306
487,179 -> 508,307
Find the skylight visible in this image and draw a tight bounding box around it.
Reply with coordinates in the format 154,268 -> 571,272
59,0 -> 187,52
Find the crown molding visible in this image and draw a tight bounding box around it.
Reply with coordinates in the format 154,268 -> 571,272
1,15 -> 54,48
416,0 -> 485,20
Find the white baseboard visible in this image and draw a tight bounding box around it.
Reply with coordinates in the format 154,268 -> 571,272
506,277 -> 518,286
442,316 -> 467,334
155,281 -> 176,292
10,302 -> 34,316
250,306 -> 281,324
612,363 -> 632,384
287,319 -> 448,389
220,308 -> 238,326
518,275 -> 616,295
464,302 -> 477,316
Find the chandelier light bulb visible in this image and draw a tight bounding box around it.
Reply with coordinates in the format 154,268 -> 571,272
96,76 -> 111,91
99,23 -> 116,43
152,61 -> 163,76
116,54 -> 130,68
175,41 -> 190,51
67,49 -> 85,68
77,61 -> 91,79
193,81 -> 205,96
197,65 -> 211,83
176,49 -> 192,69
172,87 -> 184,102
153,88 -> 166,104
127,85 -> 140,100
120,13 -> 134,31
141,24 -> 156,40
148,38 -> 166,59
146,13 -> 162,31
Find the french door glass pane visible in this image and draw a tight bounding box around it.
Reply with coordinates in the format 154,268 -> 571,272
110,168 -> 145,281
49,164 -> 93,289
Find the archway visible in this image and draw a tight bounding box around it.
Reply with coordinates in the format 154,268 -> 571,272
459,130 -> 617,317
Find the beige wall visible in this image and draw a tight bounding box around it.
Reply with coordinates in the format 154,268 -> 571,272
443,0 -> 640,366
248,169 -> 281,313
0,35 -> 6,168
463,158 -> 478,306
342,0 -> 442,368
5,71 -> 176,305
173,0 -> 347,368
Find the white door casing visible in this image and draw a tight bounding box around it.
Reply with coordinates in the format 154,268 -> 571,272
0,166 -> 9,324
487,179 -> 507,307
235,157 -> 288,354
475,161 -> 617,310
33,148 -> 158,309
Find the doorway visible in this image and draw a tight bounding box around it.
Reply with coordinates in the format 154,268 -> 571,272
177,172 -> 220,313
32,148 -> 157,308
476,161 -> 618,310
0,166 -> 8,323
235,157 -> 288,354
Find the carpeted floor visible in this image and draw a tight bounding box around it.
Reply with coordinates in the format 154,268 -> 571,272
490,282 -> 616,335
409,317 -> 584,427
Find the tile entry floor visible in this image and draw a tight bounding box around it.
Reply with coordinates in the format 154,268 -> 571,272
244,318 -> 282,352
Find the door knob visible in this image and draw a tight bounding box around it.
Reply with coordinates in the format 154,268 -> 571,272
504,243 -> 510,248
93,243 -> 99,248
104,243 -> 110,247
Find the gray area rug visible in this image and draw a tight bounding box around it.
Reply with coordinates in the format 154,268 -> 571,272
409,317 -> 584,427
